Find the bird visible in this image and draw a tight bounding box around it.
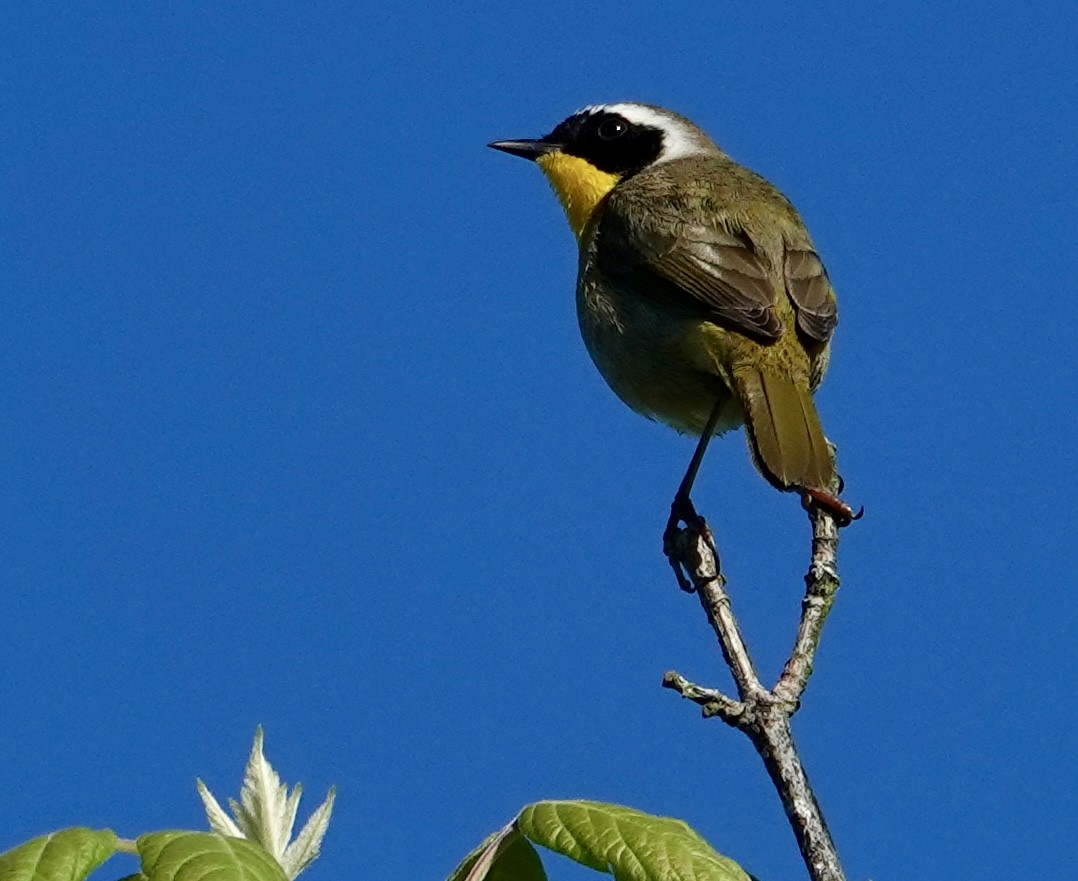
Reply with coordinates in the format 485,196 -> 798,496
488,102 -> 856,538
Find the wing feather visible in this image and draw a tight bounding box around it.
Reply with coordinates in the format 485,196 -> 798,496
783,247 -> 837,343
598,211 -> 783,343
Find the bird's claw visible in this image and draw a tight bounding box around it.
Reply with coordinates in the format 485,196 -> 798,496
800,487 -> 864,527
664,494 -> 718,593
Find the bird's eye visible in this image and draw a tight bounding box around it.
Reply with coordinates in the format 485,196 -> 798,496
597,118 -> 629,140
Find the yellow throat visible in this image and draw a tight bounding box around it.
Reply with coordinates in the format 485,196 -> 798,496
536,152 -> 621,241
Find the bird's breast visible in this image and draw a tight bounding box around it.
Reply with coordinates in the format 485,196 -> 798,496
574,266 -> 743,437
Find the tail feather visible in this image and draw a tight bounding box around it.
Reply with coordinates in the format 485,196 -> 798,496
733,366 -> 834,492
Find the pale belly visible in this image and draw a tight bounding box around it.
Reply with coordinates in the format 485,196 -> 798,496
575,275 -> 745,438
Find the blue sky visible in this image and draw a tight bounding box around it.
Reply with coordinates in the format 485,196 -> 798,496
2,3 -> 1075,880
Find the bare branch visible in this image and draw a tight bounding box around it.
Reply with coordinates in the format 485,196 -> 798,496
666,520 -> 763,700
746,713 -> 845,881
661,671 -> 746,725
774,501 -> 842,706
663,497 -> 848,881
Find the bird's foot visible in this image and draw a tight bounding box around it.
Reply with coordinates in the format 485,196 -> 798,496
663,494 -> 719,593
800,487 -> 864,527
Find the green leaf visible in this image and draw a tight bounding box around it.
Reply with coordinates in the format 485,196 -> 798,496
0,828 -> 117,881
446,824 -> 545,881
137,833 -> 288,881
518,801 -> 751,881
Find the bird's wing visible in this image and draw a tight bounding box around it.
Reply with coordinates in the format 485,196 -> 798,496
598,204 -> 783,343
783,246 -> 837,344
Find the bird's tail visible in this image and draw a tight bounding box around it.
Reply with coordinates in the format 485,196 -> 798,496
732,366 -> 835,492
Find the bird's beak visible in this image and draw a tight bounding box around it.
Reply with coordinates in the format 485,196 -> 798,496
488,139 -> 562,161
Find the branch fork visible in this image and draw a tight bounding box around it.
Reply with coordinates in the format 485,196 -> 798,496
662,499 -> 847,881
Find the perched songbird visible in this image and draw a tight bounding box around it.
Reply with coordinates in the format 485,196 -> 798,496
490,103 -> 855,527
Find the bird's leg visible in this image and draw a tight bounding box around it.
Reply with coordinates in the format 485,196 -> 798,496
667,399 -> 725,535
664,398 -> 726,591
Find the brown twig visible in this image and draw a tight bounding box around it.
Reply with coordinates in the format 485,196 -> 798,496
662,498 -> 847,881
